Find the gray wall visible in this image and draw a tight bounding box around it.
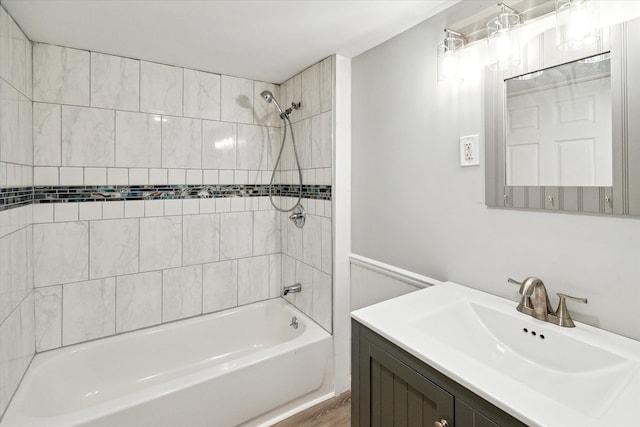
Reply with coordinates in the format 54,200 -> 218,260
351,2 -> 640,340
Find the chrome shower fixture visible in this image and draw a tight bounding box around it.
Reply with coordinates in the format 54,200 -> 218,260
260,89 -> 304,218
260,90 -> 300,118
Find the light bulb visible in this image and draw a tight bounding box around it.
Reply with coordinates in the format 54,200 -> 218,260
568,5 -> 589,40
442,52 -> 457,79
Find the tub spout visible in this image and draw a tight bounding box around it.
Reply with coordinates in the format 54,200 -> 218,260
282,283 -> 302,296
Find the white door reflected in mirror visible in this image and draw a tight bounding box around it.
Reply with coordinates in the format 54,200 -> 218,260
505,53 -> 612,187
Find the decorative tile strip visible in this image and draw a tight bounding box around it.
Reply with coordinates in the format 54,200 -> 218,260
31,184 -> 332,204
0,186 -> 32,212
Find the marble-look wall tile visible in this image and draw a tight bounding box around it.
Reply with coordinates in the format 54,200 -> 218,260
184,69 -> 220,120
0,9 -> 27,95
20,290 -> 35,363
253,82 -> 280,127
294,260 -> 313,316
301,63 -> 321,119
84,167 -> 106,185
303,215 -> 322,269
237,124 -> 269,170
1,80 -> 32,165
268,254 -> 282,298
285,213 -> 303,260
0,297 -> 19,414
202,120 -> 236,169
90,52 -> 139,111
34,286 -> 62,351
20,96 -> 33,162
34,221 -> 89,287
33,44 -> 90,106
237,256 -> 269,305
312,268 -> 332,332
89,219 -> 139,279
162,265 -> 202,322
253,210 -> 280,256
116,271 -> 162,333
220,212 -> 253,260
311,111 -> 332,168
9,28 -> 27,98
139,216 -> 182,272
282,73 -> 302,123
140,61 -> 182,116
33,103 -> 61,166
202,260 -> 237,313
183,214 -> 220,266
0,228 -> 29,325
62,278 -> 115,345
25,34 -> 33,99
321,216 -> 332,274
115,111 -> 161,167
221,75 -> 253,124
319,56 -> 332,112
0,7 -> 11,82
161,116 -> 201,169
0,291 -> 34,416
62,106 -> 115,167
268,127 -> 281,170
0,80 -> 19,163
292,118 -> 312,169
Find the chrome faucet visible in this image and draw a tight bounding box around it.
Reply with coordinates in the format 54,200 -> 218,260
508,277 -> 588,327
282,283 -> 302,296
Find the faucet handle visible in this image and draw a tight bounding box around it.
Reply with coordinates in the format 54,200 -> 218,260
507,277 -> 536,314
507,277 -> 525,293
557,293 -> 588,305
552,293 -> 588,328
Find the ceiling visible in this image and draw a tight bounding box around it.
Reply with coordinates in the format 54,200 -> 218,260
3,0 -> 459,83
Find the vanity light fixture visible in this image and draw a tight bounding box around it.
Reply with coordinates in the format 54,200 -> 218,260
555,0 -> 599,51
486,2 -> 521,70
437,28 -> 466,83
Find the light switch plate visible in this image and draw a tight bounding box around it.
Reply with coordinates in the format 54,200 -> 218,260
460,134 -> 480,167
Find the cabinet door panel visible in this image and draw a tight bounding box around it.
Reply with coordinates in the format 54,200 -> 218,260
393,376 -> 408,427
457,399 -> 500,427
369,345 -> 453,427
407,386 -> 424,427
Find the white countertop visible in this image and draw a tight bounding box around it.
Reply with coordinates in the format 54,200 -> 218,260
351,282 -> 640,427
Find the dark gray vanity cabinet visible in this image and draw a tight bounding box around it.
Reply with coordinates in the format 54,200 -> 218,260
352,320 -> 527,427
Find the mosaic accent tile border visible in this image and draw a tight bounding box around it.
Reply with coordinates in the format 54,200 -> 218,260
0,184 -> 332,211
0,186 -> 32,211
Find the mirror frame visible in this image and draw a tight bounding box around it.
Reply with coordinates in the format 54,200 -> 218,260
485,19 -> 640,216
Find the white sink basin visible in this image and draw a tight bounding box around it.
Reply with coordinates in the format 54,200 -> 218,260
351,282 -> 640,427
410,301 -> 637,417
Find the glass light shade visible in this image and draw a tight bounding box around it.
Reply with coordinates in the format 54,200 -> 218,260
487,12 -> 521,70
437,34 -> 465,83
556,0 -> 599,51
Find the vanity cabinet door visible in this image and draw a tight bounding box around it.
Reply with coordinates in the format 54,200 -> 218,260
353,321 -> 454,427
455,400 -> 499,427
353,320 -> 528,427
369,345 -> 454,427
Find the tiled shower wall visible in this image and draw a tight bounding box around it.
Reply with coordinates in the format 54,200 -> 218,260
30,44 -> 334,350
0,6 -> 35,417
278,60 -> 333,331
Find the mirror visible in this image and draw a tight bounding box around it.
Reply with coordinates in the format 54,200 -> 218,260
485,17 -> 640,217
505,53 -> 612,187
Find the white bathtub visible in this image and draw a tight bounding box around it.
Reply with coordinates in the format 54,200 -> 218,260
1,298 -> 333,427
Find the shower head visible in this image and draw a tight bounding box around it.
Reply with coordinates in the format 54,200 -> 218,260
261,90 -> 274,103
260,90 -> 285,117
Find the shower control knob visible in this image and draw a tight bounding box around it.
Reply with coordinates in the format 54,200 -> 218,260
434,419 -> 449,427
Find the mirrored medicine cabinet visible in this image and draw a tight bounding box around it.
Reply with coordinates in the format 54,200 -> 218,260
485,16 -> 640,217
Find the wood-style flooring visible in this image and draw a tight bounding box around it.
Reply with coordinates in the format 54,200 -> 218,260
272,391 -> 351,427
